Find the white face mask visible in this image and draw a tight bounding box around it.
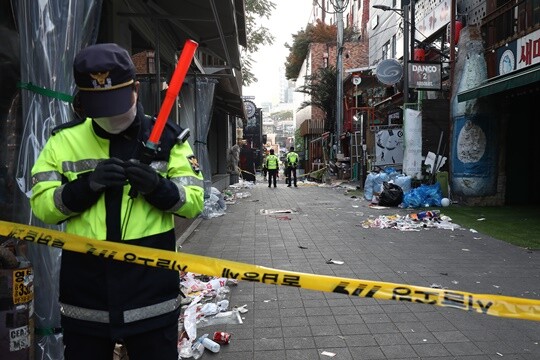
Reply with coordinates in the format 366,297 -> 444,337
94,101 -> 137,134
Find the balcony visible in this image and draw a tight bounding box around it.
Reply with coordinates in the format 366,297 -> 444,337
299,119 -> 325,137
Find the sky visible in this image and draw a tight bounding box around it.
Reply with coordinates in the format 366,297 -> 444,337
242,0 -> 314,105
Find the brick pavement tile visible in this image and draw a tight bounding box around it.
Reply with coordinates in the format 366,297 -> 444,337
433,330 -> 470,343
344,334 -> 378,347
338,323 -> 371,335
373,332 -> 409,345
349,346 -> 386,359
310,324 -> 341,336
284,349 -> 321,359
284,336 -> 316,350
401,331 -> 439,344
443,341 -> 484,356
411,343 -> 452,357
379,344 -> 418,358
254,326 -> 283,339
282,325 -> 312,338
254,337 -> 284,351
281,316 -> 309,327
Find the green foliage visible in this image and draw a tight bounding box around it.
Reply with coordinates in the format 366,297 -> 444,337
242,0 -> 276,86
270,109 -> 293,121
285,20 -> 360,81
294,128 -> 304,150
295,66 -> 338,133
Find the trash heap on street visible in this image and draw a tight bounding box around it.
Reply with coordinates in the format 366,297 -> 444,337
361,210 -> 461,231
177,272 -> 244,359
364,167 -> 451,208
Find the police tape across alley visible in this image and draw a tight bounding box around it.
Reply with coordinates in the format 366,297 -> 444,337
1,220 -> 539,322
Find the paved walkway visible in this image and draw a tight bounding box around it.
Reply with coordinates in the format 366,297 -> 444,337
179,175 -> 540,360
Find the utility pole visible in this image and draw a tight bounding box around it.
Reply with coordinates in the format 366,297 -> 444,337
402,2 -> 410,105
336,0 -> 344,156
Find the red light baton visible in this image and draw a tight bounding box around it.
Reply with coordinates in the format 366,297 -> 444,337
128,39 -> 198,199
145,39 -> 198,152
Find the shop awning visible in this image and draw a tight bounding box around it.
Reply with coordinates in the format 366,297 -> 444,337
457,65 -> 540,102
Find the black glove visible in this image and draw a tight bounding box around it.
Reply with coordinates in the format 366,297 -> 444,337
125,159 -> 161,195
88,158 -> 127,192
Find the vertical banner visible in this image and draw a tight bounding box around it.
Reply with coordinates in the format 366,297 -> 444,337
402,108 -> 422,179
451,115 -> 498,196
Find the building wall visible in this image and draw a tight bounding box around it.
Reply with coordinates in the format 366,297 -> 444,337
295,41 -> 369,129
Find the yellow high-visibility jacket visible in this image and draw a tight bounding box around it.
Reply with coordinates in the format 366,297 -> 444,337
266,154 -> 279,170
30,105 -> 204,338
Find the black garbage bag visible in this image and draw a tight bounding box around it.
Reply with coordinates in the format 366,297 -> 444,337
378,182 -> 404,207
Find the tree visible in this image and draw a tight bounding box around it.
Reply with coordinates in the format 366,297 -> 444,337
242,0 -> 276,86
294,128 -> 304,151
295,66 -> 338,134
270,109 -> 293,121
284,20 -> 359,81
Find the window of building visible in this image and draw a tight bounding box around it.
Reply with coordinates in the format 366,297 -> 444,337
382,41 -> 390,60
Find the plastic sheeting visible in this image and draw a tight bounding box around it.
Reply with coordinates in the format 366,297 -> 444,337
12,1 -> 102,359
193,77 -> 217,198
402,108 -> 422,179
178,78 -> 196,151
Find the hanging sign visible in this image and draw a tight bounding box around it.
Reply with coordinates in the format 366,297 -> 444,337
408,61 -> 442,90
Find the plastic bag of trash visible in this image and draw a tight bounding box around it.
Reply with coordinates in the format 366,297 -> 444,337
200,187 -> 227,219
402,182 -> 443,208
378,182 -> 404,207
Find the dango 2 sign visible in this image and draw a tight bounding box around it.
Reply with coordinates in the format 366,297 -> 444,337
408,61 -> 442,90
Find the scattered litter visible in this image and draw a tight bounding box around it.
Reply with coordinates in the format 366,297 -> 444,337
462,249 -> 470,251
470,228 -> 478,233
477,218 -> 486,221
298,246 -> 308,249
451,280 -> 459,284
260,209 -> 297,215
271,215 -> 292,220
496,352 -> 503,356
440,272 -> 448,276
201,187 -> 228,219
369,205 -> 389,209
430,283 -> 444,289
361,213 -> 461,231
321,351 -> 336,357
235,304 -> 248,314
473,237 -> 482,240
326,259 -> 344,265
493,285 -> 500,288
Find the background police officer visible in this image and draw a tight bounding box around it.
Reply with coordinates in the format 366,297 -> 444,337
286,146 -> 299,187
266,149 -> 279,188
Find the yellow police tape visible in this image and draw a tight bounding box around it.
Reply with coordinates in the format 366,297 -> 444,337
1,220 -> 538,322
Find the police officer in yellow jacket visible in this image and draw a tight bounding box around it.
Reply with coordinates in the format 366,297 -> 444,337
286,146 -> 299,187
266,149 -> 279,188
30,43 -> 204,360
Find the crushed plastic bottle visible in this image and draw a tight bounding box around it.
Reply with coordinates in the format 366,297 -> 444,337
198,333 -> 220,353
191,337 -> 205,359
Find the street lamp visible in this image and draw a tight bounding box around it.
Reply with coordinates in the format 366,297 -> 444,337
373,2 -> 411,104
